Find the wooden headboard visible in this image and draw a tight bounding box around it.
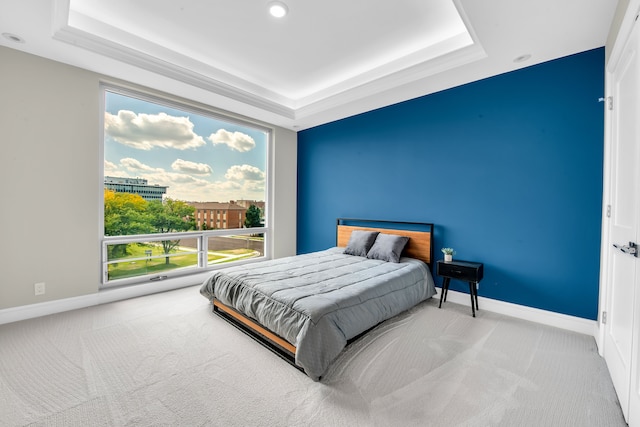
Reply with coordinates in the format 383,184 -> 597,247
336,219 -> 433,267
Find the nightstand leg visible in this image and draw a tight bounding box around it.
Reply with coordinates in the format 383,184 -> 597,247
468,282 -> 476,317
473,283 -> 479,311
439,278 -> 450,308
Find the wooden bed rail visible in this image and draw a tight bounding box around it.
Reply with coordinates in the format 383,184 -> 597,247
213,299 -> 297,355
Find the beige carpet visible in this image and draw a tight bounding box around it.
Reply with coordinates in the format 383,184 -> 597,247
0,286 -> 625,426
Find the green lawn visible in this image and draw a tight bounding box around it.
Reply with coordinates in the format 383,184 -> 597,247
107,243 -> 257,281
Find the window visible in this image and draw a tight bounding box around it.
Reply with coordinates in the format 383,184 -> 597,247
101,85 -> 269,286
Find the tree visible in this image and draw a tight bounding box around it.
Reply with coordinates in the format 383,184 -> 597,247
244,204 -> 262,228
147,198 -> 196,264
104,189 -> 153,236
103,190 -> 153,260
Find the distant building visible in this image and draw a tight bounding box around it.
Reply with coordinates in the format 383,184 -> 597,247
189,201 -> 248,230
235,199 -> 266,213
104,176 -> 168,201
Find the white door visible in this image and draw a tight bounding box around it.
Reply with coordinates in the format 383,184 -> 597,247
626,16 -> 640,426
604,14 -> 640,425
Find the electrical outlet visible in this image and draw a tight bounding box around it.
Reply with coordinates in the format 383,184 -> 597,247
34,282 -> 45,296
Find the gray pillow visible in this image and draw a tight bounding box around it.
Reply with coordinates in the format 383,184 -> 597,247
343,230 -> 380,257
366,233 -> 409,263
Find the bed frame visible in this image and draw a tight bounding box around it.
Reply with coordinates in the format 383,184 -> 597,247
212,218 -> 434,372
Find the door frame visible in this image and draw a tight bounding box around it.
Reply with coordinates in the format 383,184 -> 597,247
596,0 -> 640,357
597,3 -> 640,425
596,58 -> 613,354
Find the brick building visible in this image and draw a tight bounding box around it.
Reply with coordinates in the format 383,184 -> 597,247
189,201 -> 247,230
235,199 -> 265,213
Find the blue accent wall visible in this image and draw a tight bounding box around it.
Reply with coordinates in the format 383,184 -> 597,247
297,48 -> 604,320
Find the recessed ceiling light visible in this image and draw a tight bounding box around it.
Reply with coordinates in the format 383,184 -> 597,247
268,1 -> 288,18
514,54 -> 531,63
2,32 -> 25,43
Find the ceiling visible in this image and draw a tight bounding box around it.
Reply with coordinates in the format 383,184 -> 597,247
0,0 -> 617,130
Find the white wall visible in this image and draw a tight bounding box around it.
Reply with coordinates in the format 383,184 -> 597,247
0,46 -> 297,312
606,0 -> 629,57
271,127 -> 297,259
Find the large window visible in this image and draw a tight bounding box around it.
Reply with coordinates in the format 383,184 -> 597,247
101,85 -> 269,286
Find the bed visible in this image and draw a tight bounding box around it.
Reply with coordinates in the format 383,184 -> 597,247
200,219 -> 436,380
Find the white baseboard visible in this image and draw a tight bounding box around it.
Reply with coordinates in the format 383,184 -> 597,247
0,273 -> 210,326
1,279 -> 597,337
435,289 -> 597,337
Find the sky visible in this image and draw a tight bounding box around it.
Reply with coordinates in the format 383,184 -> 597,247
104,90 -> 267,202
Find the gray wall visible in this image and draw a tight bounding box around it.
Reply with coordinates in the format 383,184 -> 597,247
0,46 -> 297,310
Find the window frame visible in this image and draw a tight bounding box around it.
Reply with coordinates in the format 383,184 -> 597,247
99,82 -> 272,288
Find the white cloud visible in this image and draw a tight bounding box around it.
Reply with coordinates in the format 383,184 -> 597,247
104,160 -> 118,173
225,164 -> 265,181
107,158 -> 265,203
105,110 -> 206,150
171,159 -> 212,175
242,180 -> 266,193
209,129 -> 256,152
163,172 -> 210,186
120,157 -> 164,173
179,179 -> 262,203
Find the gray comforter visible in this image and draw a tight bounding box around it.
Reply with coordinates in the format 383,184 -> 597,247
200,247 -> 436,380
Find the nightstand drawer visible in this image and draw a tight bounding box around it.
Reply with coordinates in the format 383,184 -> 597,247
437,261 -> 484,282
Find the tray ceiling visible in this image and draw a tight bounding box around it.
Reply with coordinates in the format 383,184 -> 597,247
0,0 -> 617,130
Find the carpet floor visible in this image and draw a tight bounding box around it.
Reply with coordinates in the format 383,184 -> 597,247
0,286 -> 626,426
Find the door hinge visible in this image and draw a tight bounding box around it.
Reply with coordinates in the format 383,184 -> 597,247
602,311 -> 607,324
606,204 -> 611,218
599,96 -> 613,110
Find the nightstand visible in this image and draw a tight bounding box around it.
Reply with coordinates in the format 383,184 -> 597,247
437,260 -> 484,317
